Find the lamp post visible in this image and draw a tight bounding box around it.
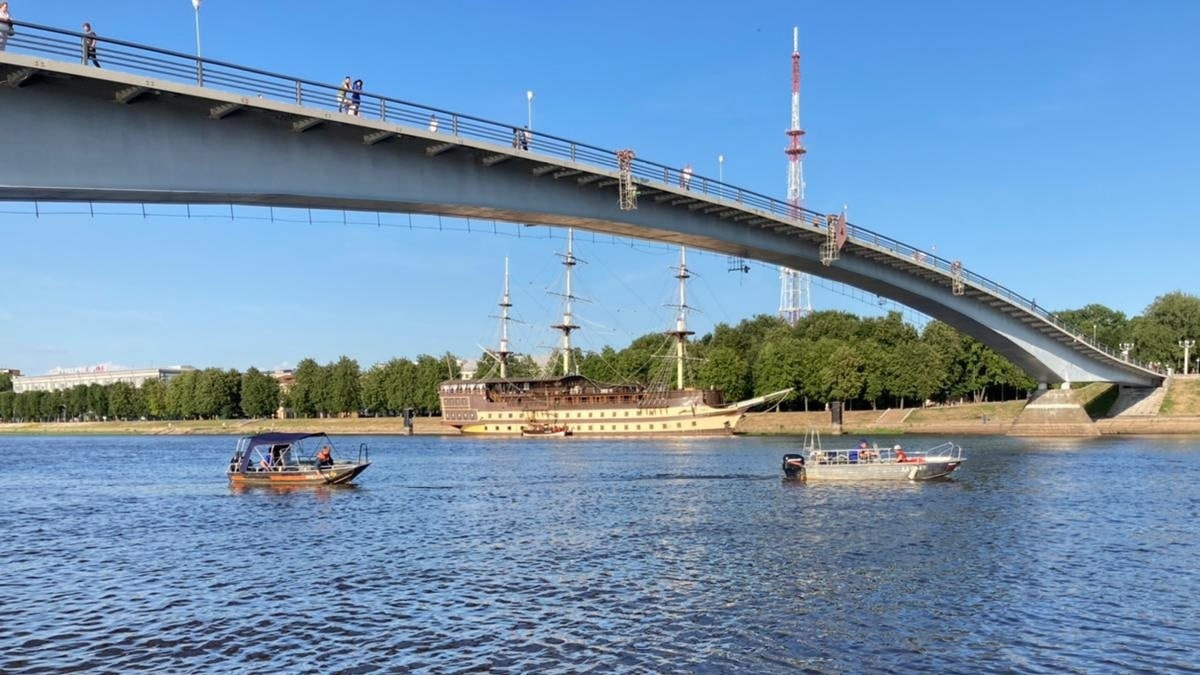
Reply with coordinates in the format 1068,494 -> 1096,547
191,0 -> 203,84
526,90 -> 534,129
1181,339 -> 1195,375
718,154 -> 724,184
1093,323 -> 1097,342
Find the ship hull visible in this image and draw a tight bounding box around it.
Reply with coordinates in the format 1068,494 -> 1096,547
453,404 -> 744,436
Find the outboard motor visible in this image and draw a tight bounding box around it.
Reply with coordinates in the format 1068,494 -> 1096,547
782,453 -> 806,481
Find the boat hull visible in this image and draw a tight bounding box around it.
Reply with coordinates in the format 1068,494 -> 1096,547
227,462 -> 370,486
801,458 -> 963,481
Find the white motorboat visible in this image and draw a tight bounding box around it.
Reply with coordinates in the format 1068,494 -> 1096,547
782,432 -> 965,481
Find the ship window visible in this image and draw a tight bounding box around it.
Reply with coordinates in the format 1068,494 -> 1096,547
507,426 -> 512,431
508,413 -> 513,418
582,397 -> 589,403
624,411 -> 629,417
588,425 -> 593,430
692,421 -> 697,426
636,425 -> 641,430
588,412 -> 593,418
599,412 -> 604,417
624,425 -> 629,430
677,422 -> 682,428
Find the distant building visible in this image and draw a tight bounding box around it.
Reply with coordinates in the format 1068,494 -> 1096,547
12,366 -> 195,393
459,360 -> 479,380
1,368 -> 21,376
271,369 -> 295,392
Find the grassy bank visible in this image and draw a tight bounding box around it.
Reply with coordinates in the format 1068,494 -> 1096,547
1162,378 -> 1200,416
0,416 -> 451,436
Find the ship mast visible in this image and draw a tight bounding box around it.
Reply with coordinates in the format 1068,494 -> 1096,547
666,246 -> 695,390
551,229 -> 581,375
496,257 -> 512,378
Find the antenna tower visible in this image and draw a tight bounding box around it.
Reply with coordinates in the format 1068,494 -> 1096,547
780,25 -> 813,325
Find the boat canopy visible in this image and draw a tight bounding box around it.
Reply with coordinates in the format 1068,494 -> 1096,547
232,432 -> 330,473
243,432 -> 327,446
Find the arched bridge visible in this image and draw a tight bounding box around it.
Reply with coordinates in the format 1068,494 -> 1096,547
0,22 -> 1163,387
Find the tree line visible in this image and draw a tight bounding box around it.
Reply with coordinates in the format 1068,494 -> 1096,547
1,291 -> 1196,422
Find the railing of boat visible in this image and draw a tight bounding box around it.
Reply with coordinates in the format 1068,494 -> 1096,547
804,442 -> 963,465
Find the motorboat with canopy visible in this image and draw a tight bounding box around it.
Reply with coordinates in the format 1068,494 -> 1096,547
226,432 -> 370,486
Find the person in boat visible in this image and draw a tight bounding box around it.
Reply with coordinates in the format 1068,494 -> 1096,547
893,444 -> 908,463
857,439 -> 877,462
315,445 -> 334,468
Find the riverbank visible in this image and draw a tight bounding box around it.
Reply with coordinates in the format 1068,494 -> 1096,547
4,400 -> 1200,436
0,416 -> 450,436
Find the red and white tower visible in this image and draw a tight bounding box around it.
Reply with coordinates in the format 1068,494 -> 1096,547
780,25 -> 812,325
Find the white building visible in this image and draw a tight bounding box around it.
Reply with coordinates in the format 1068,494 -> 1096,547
13,366 -> 195,393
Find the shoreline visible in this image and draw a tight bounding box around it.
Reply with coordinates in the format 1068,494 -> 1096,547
3,408 -> 1200,437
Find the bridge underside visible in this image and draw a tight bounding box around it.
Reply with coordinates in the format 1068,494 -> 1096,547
0,55 -> 1162,387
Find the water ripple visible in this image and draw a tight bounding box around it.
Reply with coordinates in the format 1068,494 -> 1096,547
1,434 -> 1198,672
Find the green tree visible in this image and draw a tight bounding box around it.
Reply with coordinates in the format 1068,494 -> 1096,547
141,378 -> 169,419
241,367 -> 280,418
1133,291 -> 1200,369
87,383 -> 109,419
858,340 -> 888,408
796,310 -> 861,343
697,345 -> 750,401
0,390 -> 13,421
921,321 -> 968,401
889,342 -> 942,408
821,344 -> 865,406
325,356 -> 362,415
289,358 -> 325,417
753,335 -> 806,403
108,382 -> 141,420
66,385 -> 89,420
1055,303 -> 1130,350
858,311 -> 918,349
0,372 -> 11,392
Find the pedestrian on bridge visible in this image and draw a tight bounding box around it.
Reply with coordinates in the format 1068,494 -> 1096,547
0,3 -> 13,52
681,164 -> 693,190
82,22 -> 100,67
337,76 -> 351,113
350,79 -> 363,116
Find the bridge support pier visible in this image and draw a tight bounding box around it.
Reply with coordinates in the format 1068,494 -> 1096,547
1008,388 -> 1098,437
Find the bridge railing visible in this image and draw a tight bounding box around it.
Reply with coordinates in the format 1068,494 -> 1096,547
2,21 -> 1156,374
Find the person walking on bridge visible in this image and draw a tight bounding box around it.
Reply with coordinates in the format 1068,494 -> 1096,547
0,3 -> 13,52
337,76 -> 351,113
350,79 -> 363,116
82,22 -> 100,67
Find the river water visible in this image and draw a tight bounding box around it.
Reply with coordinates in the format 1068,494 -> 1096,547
1,434 -> 1197,674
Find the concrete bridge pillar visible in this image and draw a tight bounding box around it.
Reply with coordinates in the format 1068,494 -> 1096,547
1009,388 -> 1098,437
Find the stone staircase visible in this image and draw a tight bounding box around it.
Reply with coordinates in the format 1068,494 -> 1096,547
871,408 -> 912,427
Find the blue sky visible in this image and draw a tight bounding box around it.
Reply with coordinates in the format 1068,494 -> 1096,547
2,1 -> 1198,375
